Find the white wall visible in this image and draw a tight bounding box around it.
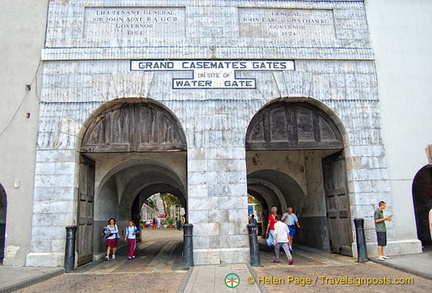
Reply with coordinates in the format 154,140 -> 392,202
366,0 -> 432,248
0,1 -> 48,265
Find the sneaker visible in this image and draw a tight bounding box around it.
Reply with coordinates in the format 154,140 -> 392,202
288,260 -> 294,265
128,257 -> 132,260
382,256 -> 389,260
105,256 -> 109,261
378,256 -> 385,261
112,255 -> 115,260
132,256 -> 136,259
272,260 -> 280,263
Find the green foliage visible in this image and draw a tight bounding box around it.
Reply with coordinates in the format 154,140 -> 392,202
146,198 -> 157,209
251,197 -> 262,214
165,217 -> 175,225
160,193 -> 182,218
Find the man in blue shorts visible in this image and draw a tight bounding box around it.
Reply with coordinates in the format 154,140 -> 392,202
282,207 -> 300,252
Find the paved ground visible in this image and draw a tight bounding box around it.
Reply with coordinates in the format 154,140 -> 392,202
0,266 -> 63,293
182,263 -> 262,293
369,245 -> 432,281
17,228 -> 187,293
2,230 -> 432,292
253,242 -> 432,292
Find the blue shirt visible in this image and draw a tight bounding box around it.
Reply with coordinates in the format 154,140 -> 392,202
282,212 -> 298,226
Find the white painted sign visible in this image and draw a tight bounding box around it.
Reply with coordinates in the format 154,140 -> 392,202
130,60 -> 295,89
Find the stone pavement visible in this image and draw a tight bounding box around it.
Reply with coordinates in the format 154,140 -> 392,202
369,245 -> 432,281
251,243 -> 432,292
0,266 -> 63,293
2,230 -> 432,292
180,263 -> 264,293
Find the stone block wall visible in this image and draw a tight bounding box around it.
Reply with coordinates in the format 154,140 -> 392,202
26,0 -> 418,266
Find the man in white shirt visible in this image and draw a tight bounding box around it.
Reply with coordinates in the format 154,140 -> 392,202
273,215 -> 293,265
282,207 -> 300,252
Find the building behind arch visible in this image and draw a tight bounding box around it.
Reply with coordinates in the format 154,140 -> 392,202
0,0 -> 431,266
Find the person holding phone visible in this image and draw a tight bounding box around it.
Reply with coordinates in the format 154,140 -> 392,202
374,201 -> 392,261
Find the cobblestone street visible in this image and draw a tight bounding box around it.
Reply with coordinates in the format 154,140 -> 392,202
15,230 -> 432,292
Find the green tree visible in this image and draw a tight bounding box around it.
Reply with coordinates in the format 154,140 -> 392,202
160,193 -> 181,218
146,198 -> 157,210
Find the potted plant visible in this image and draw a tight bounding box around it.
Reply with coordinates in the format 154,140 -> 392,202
166,217 -> 175,228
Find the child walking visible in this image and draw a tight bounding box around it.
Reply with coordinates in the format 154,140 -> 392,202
104,218 -> 119,261
124,219 -> 138,260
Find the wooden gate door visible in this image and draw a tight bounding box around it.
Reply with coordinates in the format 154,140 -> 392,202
77,155 -> 95,265
0,185 -> 6,263
322,152 -> 353,256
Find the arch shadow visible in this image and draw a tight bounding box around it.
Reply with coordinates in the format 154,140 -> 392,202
412,165 -> 432,244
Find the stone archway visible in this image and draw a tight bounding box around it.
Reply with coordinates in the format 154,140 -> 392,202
412,165 -> 432,245
0,184 -> 6,263
79,99 -> 187,264
246,100 -> 352,254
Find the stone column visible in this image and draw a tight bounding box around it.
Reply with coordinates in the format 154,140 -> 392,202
186,102 -> 249,265
26,149 -> 79,267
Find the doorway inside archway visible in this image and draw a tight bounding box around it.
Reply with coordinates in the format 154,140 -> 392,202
412,165 -> 432,245
246,100 -> 353,255
78,100 -> 187,266
0,184 -> 6,263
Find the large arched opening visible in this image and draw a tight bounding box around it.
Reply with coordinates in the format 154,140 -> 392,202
246,99 -> 353,255
412,165 -> 432,246
78,99 -> 187,265
0,184 -> 6,264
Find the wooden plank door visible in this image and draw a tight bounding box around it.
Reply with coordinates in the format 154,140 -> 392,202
77,155 -> 95,266
0,185 -> 6,263
322,152 -> 353,256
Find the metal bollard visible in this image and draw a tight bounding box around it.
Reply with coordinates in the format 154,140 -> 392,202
183,224 -> 194,269
353,218 -> 368,263
64,225 -> 77,273
247,224 -> 261,267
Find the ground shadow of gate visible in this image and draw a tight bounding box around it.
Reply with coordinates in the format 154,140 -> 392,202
78,99 -> 187,265
245,99 -> 353,255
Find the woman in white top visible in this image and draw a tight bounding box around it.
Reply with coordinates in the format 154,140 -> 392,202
104,218 -> 119,261
124,219 -> 138,260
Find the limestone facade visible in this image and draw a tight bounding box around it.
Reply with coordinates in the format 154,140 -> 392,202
0,0 -> 426,267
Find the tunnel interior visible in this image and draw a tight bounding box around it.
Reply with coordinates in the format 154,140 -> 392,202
246,150 -> 340,251
90,154 -> 187,257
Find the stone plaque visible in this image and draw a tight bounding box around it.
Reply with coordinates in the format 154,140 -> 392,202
84,7 -> 185,39
239,8 -> 335,39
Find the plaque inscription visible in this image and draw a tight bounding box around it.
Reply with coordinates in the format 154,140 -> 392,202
84,7 -> 185,39
239,8 -> 335,39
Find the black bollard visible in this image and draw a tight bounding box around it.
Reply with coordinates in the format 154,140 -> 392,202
247,224 -> 261,267
353,218 -> 368,263
183,224 -> 194,269
64,225 -> 77,273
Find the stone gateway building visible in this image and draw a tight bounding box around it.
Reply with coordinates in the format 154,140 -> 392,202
1,0 -> 431,267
